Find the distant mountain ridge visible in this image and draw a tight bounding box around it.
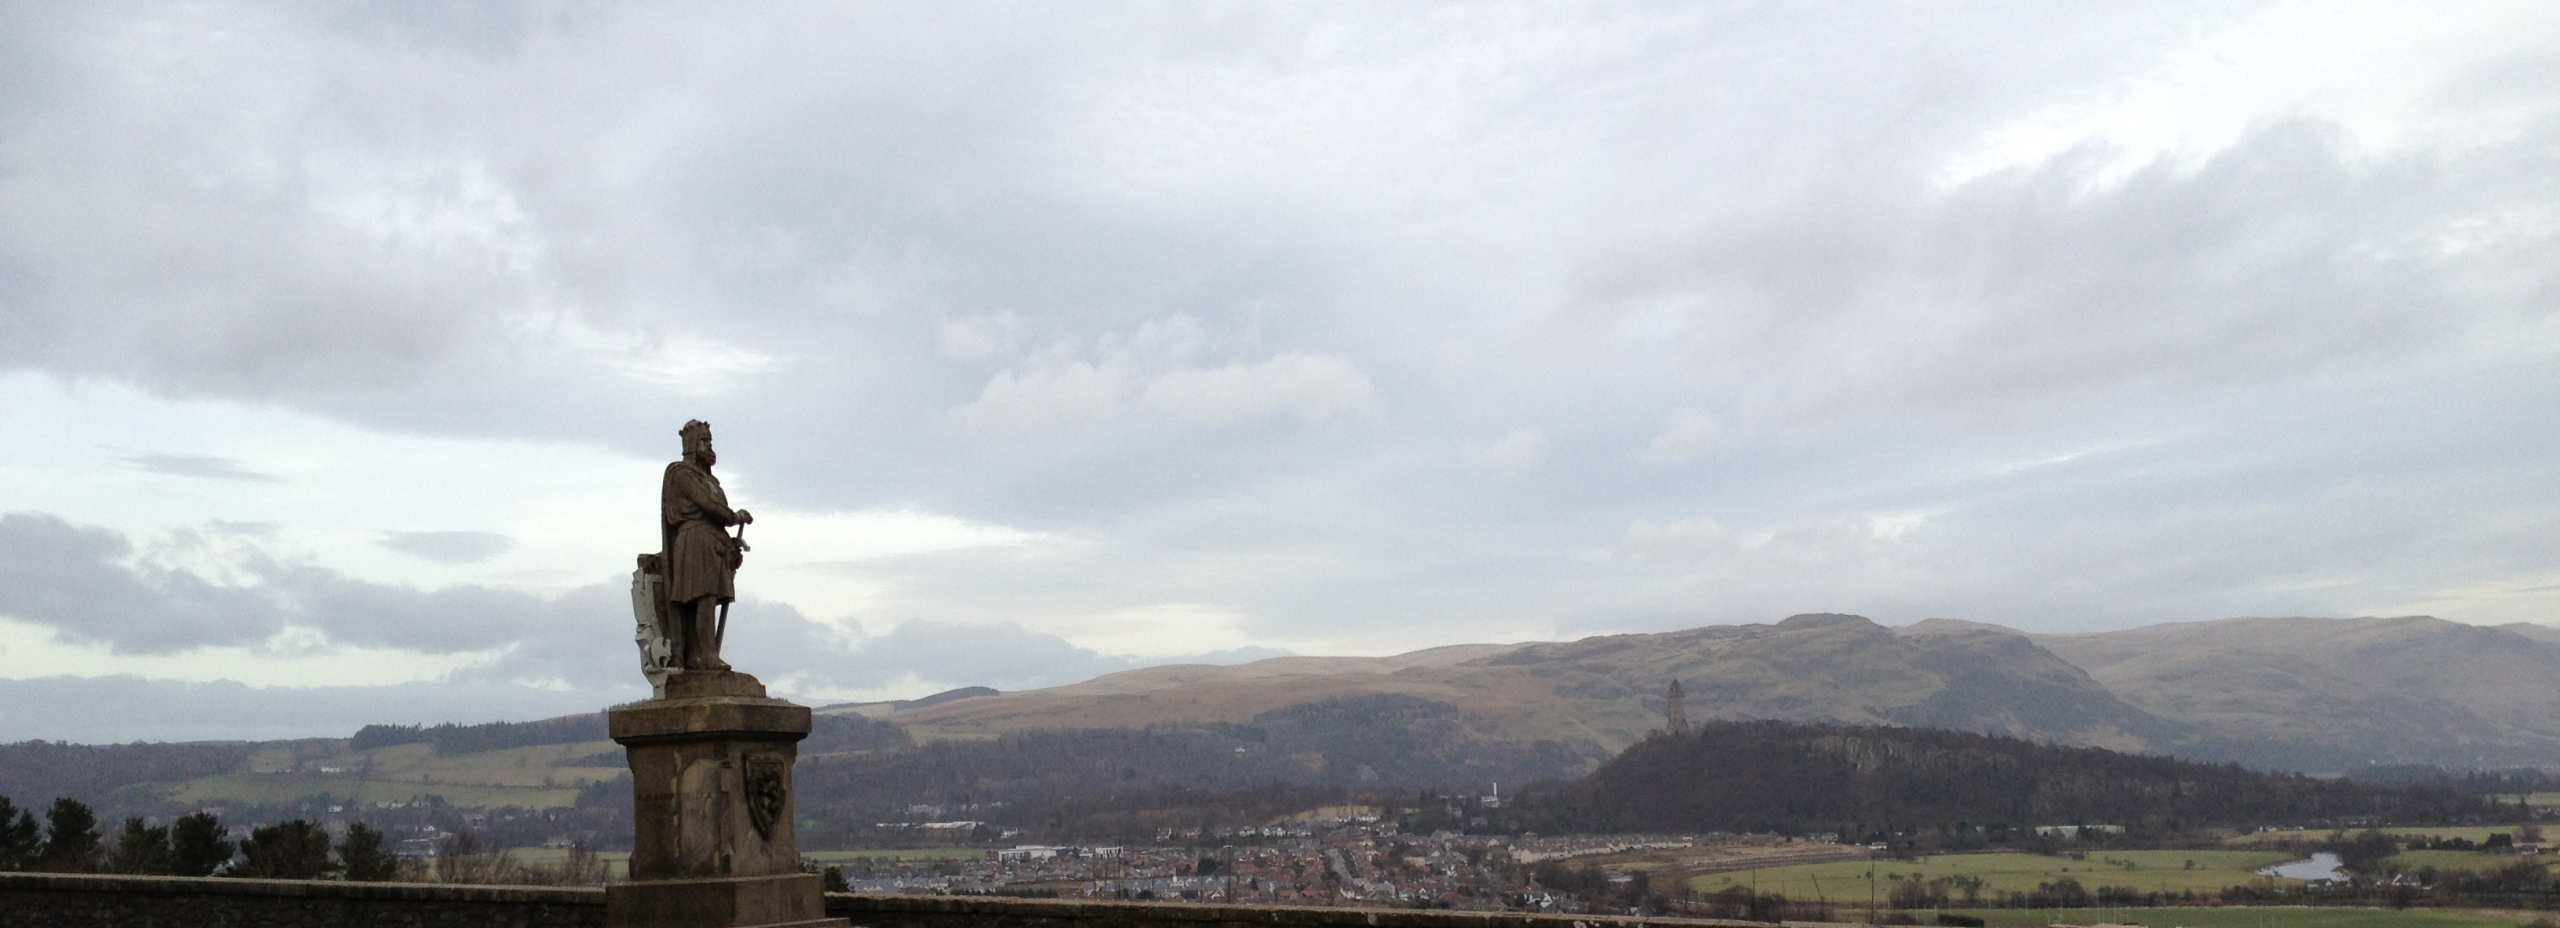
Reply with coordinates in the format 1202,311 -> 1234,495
10,611 -> 2556,832
851,613 -> 2560,773
2035,615 -> 2560,770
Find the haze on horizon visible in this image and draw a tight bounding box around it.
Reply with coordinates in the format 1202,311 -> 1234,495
2,1 -> 2554,743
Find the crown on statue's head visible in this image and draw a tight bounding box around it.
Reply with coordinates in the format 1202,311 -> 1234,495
679,420 -> 715,455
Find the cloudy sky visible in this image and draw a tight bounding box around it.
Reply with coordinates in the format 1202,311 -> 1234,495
3,1 -> 2555,742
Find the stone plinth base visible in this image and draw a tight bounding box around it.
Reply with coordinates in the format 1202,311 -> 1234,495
606,875 -> 839,928
608,670 -> 843,928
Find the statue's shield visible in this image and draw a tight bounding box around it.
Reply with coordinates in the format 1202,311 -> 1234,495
629,565 -> 675,695
745,757 -> 787,841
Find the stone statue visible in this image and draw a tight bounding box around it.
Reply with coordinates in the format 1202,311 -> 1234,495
660,419 -> 753,674
610,421 -> 839,928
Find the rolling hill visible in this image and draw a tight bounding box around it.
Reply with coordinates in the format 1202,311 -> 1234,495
844,613 -> 2171,760
838,612 -> 2560,774
8,611 -> 2557,844
2034,616 -> 2560,770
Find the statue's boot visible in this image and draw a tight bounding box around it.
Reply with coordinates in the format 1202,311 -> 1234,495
690,599 -> 732,672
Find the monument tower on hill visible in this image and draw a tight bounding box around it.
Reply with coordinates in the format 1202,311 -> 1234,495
1665,679 -> 1688,734
616,421 -> 846,928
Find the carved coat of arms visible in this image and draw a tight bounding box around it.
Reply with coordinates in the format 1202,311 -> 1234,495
744,757 -> 786,840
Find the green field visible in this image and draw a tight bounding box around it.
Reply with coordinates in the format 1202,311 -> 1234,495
1938,906 -> 2523,928
161,773 -> 583,810
2386,849 -> 2555,877
503,846 -> 632,879
2235,827 -> 2542,848
161,739 -> 626,810
2374,827 -> 2540,845
1688,850 -> 2299,903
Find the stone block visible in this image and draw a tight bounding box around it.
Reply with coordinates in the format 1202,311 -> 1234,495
607,874 -> 835,928
609,670 -> 843,928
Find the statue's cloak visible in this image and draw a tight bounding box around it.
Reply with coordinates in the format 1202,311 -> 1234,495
660,461 -> 741,605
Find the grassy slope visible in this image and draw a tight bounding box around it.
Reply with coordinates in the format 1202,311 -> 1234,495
892,613 -> 2560,773
158,739 -> 625,810
2035,616 -> 2560,768
162,773 -> 582,810
2384,850 -> 2559,878
1685,850 -> 2300,902
504,846 -> 632,879
884,613 -> 2560,771
892,616 -> 2167,761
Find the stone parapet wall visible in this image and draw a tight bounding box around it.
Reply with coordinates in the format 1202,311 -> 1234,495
824,893 -> 1786,928
0,871 -> 607,928
0,873 -> 1804,928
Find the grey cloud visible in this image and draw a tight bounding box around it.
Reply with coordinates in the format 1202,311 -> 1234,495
0,674 -> 639,743
1575,117 -> 2558,433
818,491 -> 1607,656
0,512 -> 288,653
490,591 -> 1287,698
776,618 -> 1284,693
318,0 -> 563,60
0,2 -> 2553,700
0,512 -> 1284,725
0,512 -> 562,659
948,317 -> 1384,440
832,620 -> 1125,691
446,581 -> 654,689
0,7 -> 583,400
279,569 -> 553,654
1573,474 -> 2560,636
816,374 -> 2560,642
127,452 -> 275,481
378,530 -> 514,564
0,625 -> 1271,743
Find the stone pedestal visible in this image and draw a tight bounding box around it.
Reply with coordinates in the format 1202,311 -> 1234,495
607,671 -> 846,928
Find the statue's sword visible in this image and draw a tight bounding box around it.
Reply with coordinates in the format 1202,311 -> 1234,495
715,521 -> 748,649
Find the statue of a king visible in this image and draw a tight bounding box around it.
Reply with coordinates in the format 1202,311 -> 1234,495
660,419 -> 752,673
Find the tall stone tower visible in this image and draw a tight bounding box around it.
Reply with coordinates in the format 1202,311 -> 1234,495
1665,679 -> 1688,734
